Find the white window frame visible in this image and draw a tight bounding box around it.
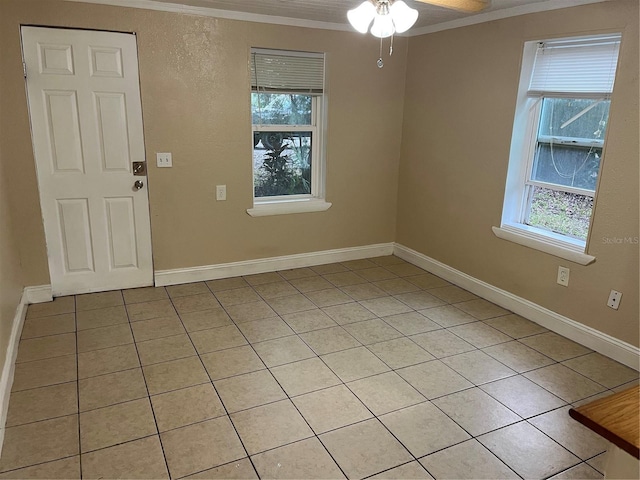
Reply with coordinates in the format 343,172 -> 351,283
247,49 -> 331,217
494,35 -> 621,265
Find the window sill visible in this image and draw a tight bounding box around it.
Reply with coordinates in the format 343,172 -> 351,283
247,198 -> 332,217
492,224 -> 596,265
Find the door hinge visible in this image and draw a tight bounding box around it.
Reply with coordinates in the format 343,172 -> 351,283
23,62 -> 27,78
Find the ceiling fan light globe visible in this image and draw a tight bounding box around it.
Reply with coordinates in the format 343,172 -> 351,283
347,2 -> 377,33
370,13 -> 395,38
389,1 -> 418,33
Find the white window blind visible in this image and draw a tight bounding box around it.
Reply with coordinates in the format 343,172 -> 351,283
528,34 -> 621,96
251,48 -> 324,94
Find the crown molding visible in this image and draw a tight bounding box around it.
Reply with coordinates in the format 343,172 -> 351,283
407,0 -> 611,36
62,0 -> 352,32
62,0 -> 610,36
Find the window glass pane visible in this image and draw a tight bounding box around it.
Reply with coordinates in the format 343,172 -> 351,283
538,98 -> 610,140
251,93 -> 312,125
532,98 -> 609,190
526,186 -> 593,240
253,131 -> 312,197
531,144 -> 601,191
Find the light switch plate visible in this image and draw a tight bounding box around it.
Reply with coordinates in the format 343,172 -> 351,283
157,152 -> 172,167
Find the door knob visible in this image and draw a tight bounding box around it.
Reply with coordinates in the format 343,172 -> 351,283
133,180 -> 144,190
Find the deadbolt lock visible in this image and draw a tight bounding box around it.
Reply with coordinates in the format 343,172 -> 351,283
133,161 -> 146,176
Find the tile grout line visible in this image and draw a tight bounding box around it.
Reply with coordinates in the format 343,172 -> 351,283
120,276 -> 608,478
18,313 -> 616,388
360,458 -> 430,479
0,455 -> 81,476
320,271 -> 583,479
73,433 -> 160,457
319,325 -> 507,477
4,260 -> 627,479
280,281 -> 442,478
169,282 -> 263,480
523,415 -> 603,469
253,361 -> 351,480
120,287 -> 173,480
413,339 -> 604,477
205,272 -> 359,478
74,295 -> 82,478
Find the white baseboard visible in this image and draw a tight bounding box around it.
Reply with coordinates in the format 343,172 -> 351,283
155,243 -> 395,287
23,285 -> 52,304
0,291 -> 29,456
394,243 -> 640,371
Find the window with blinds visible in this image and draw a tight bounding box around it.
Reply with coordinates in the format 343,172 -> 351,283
250,49 -> 325,94
250,49 -> 326,203
528,35 -> 621,96
498,33 -> 622,256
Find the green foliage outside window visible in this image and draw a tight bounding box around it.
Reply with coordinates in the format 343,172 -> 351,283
253,133 -> 311,197
252,93 -> 313,197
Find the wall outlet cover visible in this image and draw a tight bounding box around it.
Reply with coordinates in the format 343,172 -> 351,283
557,266 -> 570,287
607,290 -> 622,310
216,185 -> 226,201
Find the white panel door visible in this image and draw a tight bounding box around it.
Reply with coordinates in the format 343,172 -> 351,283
22,26 -> 153,296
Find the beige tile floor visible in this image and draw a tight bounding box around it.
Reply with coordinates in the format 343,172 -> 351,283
1,256 -> 638,479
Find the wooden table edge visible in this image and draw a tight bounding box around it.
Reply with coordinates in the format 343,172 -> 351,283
569,407 -> 640,460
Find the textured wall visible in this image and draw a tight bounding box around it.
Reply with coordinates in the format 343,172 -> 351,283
1,0 -> 638,350
0,0 -> 408,284
397,0 -> 639,347
0,131 -> 24,376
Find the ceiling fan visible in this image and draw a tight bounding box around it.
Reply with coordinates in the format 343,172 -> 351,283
347,0 -> 490,66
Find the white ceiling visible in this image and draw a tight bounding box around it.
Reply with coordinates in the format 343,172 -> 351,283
70,0 -> 610,34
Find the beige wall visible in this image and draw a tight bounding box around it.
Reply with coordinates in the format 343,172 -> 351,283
0,0 -> 407,284
397,0 -> 639,347
0,132 -> 25,376
1,0 -> 638,350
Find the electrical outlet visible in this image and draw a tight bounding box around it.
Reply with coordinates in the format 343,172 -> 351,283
557,266 -> 570,287
156,152 -> 172,167
216,185 -> 226,201
607,290 -> 622,310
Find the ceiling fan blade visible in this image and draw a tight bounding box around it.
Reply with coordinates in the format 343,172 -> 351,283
415,0 -> 489,13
